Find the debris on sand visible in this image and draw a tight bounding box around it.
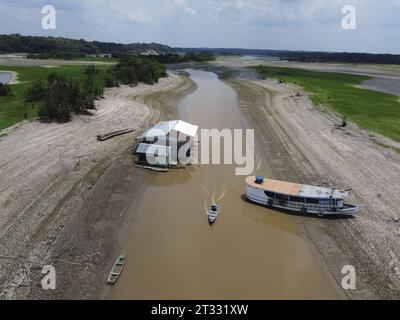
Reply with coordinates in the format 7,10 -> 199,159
97,128 -> 136,141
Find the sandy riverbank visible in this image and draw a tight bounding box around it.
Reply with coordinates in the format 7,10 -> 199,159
214,56 -> 400,80
228,77 -> 400,299
0,73 -> 196,299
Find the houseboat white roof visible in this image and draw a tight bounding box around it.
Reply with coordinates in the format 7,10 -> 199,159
136,143 -> 171,157
246,176 -> 348,199
140,120 -> 199,139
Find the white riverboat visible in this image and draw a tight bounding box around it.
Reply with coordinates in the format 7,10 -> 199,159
245,176 -> 360,216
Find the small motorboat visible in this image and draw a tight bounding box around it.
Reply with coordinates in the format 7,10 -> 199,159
208,204 -> 219,225
107,255 -> 125,285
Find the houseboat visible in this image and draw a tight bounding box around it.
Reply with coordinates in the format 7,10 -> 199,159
134,120 -> 199,169
245,176 -> 360,216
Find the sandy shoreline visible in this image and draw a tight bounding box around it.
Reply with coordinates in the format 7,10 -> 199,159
228,77 -> 400,299
0,73 -> 195,299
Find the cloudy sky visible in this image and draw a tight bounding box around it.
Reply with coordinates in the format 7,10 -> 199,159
0,0 -> 399,53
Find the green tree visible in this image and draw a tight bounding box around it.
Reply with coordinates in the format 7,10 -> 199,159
0,83 -> 11,96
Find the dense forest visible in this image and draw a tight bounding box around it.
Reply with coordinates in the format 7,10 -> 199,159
0,34 -> 174,55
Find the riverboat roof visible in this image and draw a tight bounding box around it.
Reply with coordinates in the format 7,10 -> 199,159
246,176 -> 348,199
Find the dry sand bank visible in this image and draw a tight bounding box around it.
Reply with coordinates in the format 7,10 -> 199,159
215,56 -> 400,80
359,78 -> 400,96
228,78 -> 400,299
0,73 -> 195,299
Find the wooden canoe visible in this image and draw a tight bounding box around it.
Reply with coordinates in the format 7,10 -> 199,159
107,255 -> 125,285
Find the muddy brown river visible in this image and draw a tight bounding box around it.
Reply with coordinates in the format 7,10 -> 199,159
108,70 -> 338,299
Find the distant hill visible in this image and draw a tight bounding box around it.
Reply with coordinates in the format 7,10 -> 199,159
0,34 -> 174,55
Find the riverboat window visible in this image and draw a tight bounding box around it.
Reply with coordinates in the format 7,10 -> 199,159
289,196 -> 304,202
319,199 -> 335,205
305,198 -> 320,204
275,194 -> 289,201
264,191 -> 275,198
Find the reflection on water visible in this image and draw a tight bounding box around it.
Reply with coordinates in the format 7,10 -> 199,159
109,69 -> 337,299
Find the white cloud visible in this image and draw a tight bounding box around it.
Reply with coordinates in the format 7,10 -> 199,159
168,0 -> 198,18
126,9 -> 152,23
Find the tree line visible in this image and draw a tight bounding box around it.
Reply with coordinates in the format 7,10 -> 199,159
0,34 -> 173,55
278,51 -> 400,65
108,56 -> 167,86
111,52 -> 215,64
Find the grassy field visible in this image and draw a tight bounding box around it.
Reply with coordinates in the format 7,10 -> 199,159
0,65 -> 112,131
75,56 -> 118,63
254,66 -> 400,142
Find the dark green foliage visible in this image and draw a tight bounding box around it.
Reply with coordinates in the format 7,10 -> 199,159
279,51 -> 400,65
0,34 -> 173,55
0,83 -> 11,96
35,70 -> 104,122
39,74 -> 74,122
184,51 -> 215,62
25,80 -> 46,102
104,76 -> 118,88
84,65 -> 99,76
111,57 -> 167,85
145,52 -> 215,64
111,52 -> 215,65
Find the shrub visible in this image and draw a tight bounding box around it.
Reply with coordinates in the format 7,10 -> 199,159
25,80 -> 46,102
104,75 -> 118,88
0,83 -> 11,96
37,72 -> 103,122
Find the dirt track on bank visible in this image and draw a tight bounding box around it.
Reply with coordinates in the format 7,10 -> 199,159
229,78 -> 400,299
0,73 -> 195,299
